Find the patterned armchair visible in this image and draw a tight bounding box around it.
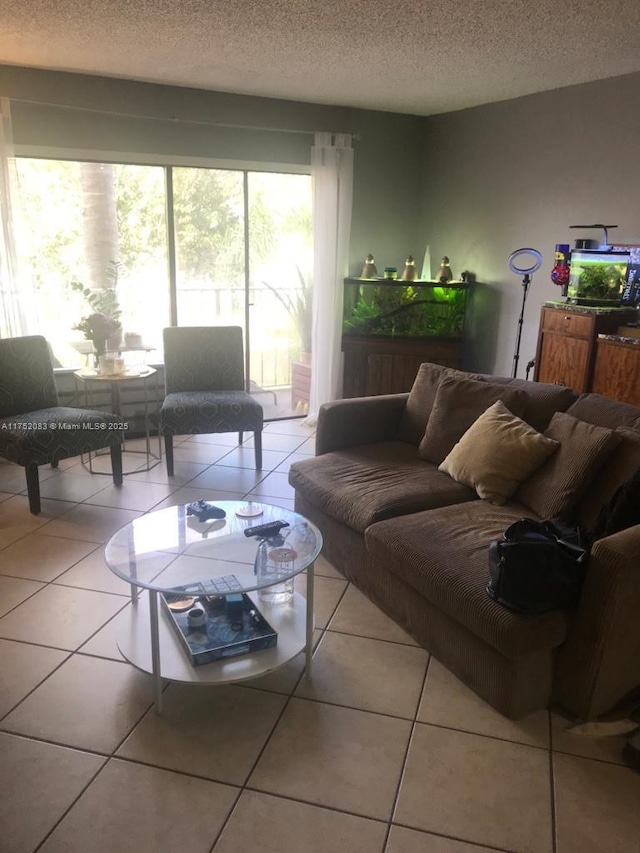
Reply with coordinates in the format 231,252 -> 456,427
159,326 -> 263,475
0,335 -> 124,514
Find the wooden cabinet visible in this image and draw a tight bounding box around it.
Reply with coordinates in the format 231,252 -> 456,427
342,336 -> 462,398
341,276 -> 470,398
592,338 -> 640,405
533,304 -> 635,393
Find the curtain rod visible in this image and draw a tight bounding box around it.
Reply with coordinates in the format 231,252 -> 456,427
10,97 -> 360,140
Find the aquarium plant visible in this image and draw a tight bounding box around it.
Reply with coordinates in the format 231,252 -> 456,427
343,280 -> 468,338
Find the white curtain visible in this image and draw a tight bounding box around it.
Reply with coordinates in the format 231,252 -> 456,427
0,97 -> 28,338
303,132 -> 354,424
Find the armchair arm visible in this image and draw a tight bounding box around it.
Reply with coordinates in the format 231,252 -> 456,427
553,523 -> 640,719
315,393 -> 409,456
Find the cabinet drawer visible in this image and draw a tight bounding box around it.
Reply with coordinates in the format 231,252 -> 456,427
542,309 -> 594,337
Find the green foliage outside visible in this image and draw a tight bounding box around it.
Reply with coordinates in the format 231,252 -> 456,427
15,159 -> 312,384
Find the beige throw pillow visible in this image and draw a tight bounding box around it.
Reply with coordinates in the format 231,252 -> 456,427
438,400 -> 560,505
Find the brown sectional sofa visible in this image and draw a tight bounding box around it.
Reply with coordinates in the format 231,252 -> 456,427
289,364 -> 640,720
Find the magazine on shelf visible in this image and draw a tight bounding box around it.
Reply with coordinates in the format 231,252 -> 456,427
161,586 -> 277,667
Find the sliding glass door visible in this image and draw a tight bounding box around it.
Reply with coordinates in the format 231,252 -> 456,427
14,158 -> 312,419
247,172 -> 312,416
172,167 -> 312,418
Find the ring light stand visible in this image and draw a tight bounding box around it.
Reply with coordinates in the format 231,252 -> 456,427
508,248 -> 542,379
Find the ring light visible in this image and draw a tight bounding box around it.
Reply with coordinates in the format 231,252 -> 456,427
508,248 -> 542,276
508,247 -> 542,379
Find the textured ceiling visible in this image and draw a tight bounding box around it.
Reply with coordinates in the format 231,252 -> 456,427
1,0 -> 640,115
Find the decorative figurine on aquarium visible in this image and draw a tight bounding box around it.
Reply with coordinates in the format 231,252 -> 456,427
436,256 -> 453,283
401,256 -> 417,281
550,244 -> 571,293
360,254 -> 378,279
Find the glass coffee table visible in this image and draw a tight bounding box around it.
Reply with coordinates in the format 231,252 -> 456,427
105,500 -> 322,712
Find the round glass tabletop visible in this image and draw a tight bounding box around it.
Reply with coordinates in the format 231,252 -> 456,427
105,500 -> 322,595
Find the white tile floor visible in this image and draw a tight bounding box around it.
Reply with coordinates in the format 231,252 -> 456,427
1,419 -> 640,853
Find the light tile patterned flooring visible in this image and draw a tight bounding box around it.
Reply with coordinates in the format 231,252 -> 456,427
1,419 -> 639,853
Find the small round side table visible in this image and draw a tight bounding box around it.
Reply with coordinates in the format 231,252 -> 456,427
74,367 -> 162,473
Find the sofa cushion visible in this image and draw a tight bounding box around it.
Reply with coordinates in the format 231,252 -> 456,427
288,441 -> 476,533
507,379 -> 578,432
365,501 -> 570,657
396,363 -> 485,445
516,412 -> 621,520
397,363 -> 450,445
418,376 -> 529,464
465,376 -> 577,431
574,426 -> 640,535
565,393 -> 640,429
438,400 -> 560,505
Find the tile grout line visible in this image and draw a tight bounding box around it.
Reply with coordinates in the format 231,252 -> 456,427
381,652 -> 432,851
389,819 -> 516,853
31,755 -> 109,853
206,621 -> 328,847
207,572 -> 343,850
324,624 -> 421,648
28,671 -> 159,853
0,649 -> 73,724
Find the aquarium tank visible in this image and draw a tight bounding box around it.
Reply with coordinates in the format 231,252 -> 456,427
342,278 -> 469,338
567,250 -> 629,306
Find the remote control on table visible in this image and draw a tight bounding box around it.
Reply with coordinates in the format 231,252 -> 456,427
243,520 -> 290,538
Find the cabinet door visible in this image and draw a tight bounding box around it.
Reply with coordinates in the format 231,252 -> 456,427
592,341 -> 640,404
367,354 -> 425,396
537,333 -> 591,391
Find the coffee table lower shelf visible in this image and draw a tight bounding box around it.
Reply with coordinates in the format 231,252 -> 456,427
115,592 -> 312,688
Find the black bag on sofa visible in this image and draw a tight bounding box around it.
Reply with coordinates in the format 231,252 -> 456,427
487,518 -> 589,614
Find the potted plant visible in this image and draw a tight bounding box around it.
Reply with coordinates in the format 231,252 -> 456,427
71,261 -> 123,361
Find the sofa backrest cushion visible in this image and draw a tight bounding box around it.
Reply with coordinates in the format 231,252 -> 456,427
418,376 -> 529,464
574,427 -> 640,535
565,393 -> 640,429
438,400 -> 560,505
506,379 -> 578,432
397,363 -> 450,445
516,412 -> 621,520
397,363 -> 486,445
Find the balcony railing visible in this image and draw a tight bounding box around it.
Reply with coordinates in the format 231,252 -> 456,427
177,283 -> 307,389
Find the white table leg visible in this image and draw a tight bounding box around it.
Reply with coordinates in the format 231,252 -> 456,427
305,561 -> 315,678
148,589 -> 164,713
